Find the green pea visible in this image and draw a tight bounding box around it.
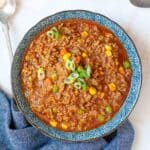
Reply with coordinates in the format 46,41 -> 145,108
53,85 -> 59,93
37,67 -> 45,80
98,114 -> 105,122
123,60 -> 131,69
50,71 -> 58,81
78,109 -> 85,115
105,106 -> 113,114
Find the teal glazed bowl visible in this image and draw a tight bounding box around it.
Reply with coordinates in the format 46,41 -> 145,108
11,10 -> 142,142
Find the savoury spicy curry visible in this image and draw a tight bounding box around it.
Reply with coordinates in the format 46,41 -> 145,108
21,19 -> 132,132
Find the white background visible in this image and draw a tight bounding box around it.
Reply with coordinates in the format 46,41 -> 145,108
0,0 -> 150,149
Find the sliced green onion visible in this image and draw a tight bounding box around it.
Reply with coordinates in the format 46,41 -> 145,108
86,65 -> 91,78
47,27 -> 61,39
82,83 -> 88,91
74,82 -> 82,89
79,69 -> 87,78
47,30 -> 55,38
123,60 -> 131,69
69,72 -> 79,79
53,85 -> 59,93
77,78 -> 88,90
37,67 -> 45,80
54,31 -> 61,39
50,71 -> 58,81
65,59 -> 75,71
70,61 -> 75,71
64,72 -> 79,85
64,77 -> 75,84
77,78 -> 85,84
64,78 -> 72,84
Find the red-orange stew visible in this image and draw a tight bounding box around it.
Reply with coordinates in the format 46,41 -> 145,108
21,19 -> 132,132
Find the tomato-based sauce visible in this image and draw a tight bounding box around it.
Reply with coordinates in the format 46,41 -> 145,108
21,19 -> 132,132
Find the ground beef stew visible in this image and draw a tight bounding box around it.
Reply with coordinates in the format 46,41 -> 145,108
21,19 -> 132,132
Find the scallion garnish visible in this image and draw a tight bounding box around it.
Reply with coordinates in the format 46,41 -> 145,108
74,82 -> 82,89
86,65 -> 91,78
37,67 -> 45,80
69,72 -> 79,79
47,27 -> 61,39
65,59 -> 75,71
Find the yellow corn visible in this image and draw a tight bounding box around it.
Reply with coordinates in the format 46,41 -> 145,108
119,66 -> 125,74
61,35 -> 66,40
52,108 -> 57,113
81,31 -> 88,37
60,47 -> 67,56
61,123 -> 68,129
82,52 -> 88,58
50,120 -> 57,127
63,52 -> 71,61
105,44 -> 112,51
89,87 -> 97,95
105,50 -> 112,57
108,83 -> 116,92
25,55 -> 30,61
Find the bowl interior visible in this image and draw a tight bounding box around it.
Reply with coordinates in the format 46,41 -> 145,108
11,10 -> 142,142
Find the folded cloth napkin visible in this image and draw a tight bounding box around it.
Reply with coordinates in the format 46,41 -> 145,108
0,90 -> 134,150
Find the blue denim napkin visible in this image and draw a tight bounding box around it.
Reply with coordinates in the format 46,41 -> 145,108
0,90 -> 134,150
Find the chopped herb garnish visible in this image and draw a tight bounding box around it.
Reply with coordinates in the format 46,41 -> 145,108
47,27 -> 61,39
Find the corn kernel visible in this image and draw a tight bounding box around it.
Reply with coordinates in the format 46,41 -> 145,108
82,52 -> 88,58
25,55 -> 30,61
61,123 -> 68,129
89,87 -> 97,95
81,31 -> 88,37
108,83 -> 116,92
105,45 -> 112,51
61,35 -> 66,40
63,52 -> 71,61
50,120 -> 57,127
105,50 -> 112,57
52,107 -> 57,113
60,47 -> 68,56
100,92 -> 105,98
119,66 -> 125,74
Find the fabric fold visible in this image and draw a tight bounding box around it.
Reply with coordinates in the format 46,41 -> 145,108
0,90 -> 134,150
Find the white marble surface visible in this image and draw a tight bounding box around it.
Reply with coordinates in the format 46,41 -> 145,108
0,0 -> 150,149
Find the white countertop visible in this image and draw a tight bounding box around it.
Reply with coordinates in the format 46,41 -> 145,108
0,0 -> 150,149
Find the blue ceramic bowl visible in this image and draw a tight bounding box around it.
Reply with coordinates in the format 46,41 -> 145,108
11,10 -> 142,142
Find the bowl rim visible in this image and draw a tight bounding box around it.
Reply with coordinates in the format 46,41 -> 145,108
11,9 -> 142,142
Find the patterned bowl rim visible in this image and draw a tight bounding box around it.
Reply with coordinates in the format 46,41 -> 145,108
11,10 -> 142,142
